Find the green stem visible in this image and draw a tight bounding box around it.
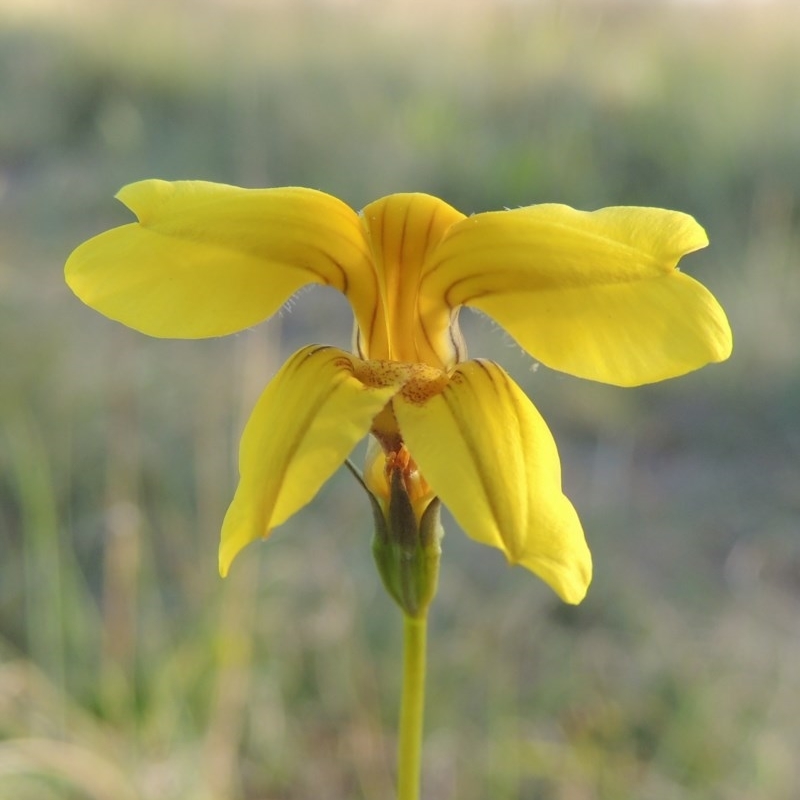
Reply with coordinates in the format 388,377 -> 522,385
397,613 -> 427,800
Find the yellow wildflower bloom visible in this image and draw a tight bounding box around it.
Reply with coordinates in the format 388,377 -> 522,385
65,180 -> 732,604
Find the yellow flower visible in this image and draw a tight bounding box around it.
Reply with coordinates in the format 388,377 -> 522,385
65,180 -> 732,605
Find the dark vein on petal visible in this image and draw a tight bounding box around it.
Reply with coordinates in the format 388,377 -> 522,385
489,363 -> 529,543
470,359 -> 526,555
415,204 -> 440,362
420,203 -> 437,258
443,364 -> 505,536
418,310 -> 438,365
266,348 -> 357,526
398,201 -> 409,273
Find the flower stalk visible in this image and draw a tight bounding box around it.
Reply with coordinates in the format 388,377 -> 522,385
398,614 -> 427,800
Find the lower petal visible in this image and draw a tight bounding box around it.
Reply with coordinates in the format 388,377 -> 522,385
394,360 -> 591,603
219,345 -> 401,576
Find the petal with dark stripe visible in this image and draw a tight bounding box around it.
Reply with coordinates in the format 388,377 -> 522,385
394,359 -> 591,603
360,193 -> 464,368
219,345 -> 401,576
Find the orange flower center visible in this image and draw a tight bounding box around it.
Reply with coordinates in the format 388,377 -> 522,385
352,358 -> 448,453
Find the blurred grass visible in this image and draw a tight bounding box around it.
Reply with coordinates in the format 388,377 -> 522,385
1,0 -> 800,797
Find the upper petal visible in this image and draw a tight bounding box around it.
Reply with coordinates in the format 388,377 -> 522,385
219,345 -> 401,576
65,180 -> 377,339
394,359 -> 591,603
359,193 -> 465,369
424,204 -> 732,386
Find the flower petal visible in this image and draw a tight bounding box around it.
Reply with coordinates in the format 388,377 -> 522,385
219,345 -> 401,576
425,204 -> 732,386
359,193 -> 465,368
65,180 -> 377,339
394,359 -> 591,603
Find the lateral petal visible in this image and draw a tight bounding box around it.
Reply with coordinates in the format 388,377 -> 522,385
219,345 -> 400,576
65,180 -> 377,339
425,203 -> 732,386
394,360 -> 591,603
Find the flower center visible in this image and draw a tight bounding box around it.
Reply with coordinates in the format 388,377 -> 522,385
353,359 -> 448,397
353,358 -> 448,453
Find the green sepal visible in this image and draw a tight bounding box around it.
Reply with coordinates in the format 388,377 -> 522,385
348,461 -> 442,618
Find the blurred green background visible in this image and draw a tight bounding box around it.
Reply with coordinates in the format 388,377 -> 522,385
1,0 -> 799,798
